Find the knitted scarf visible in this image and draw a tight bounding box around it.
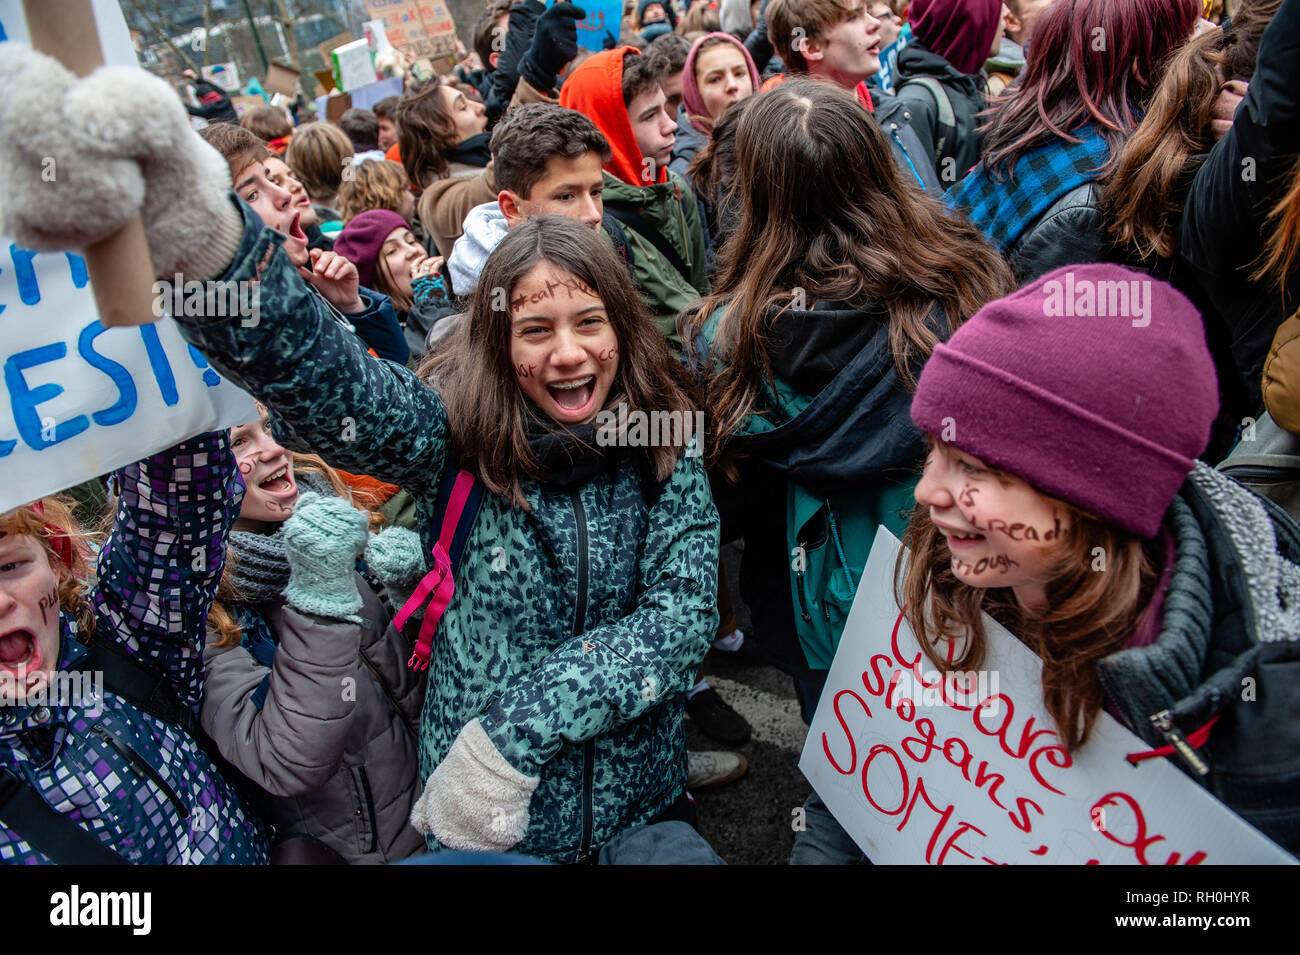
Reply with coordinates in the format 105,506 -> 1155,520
944,123 -> 1110,252
227,470 -> 335,604
444,132 -> 492,170
524,404 -> 622,488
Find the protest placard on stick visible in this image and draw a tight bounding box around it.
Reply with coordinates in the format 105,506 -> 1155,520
14,0 -> 156,328
799,526 -> 1297,865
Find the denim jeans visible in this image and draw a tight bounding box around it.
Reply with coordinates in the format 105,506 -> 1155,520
790,791 -> 870,865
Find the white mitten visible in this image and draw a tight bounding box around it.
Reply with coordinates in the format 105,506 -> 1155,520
0,46 -> 243,280
409,719 -> 540,852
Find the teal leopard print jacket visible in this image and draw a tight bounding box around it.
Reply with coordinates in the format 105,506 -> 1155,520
175,197 -> 720,862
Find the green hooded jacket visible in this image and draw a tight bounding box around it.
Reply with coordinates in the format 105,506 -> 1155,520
176,196 -> 721,863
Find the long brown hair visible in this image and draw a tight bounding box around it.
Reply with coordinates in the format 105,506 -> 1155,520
979,0 -> 1201,181
395,80 -> 462,187
683,79 -> 1014,468
1108,0 -> 1282,261
422,215 -> 699,510
894,449 -> 1158,751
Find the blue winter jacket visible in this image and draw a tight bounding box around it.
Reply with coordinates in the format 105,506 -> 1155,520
0,433 -> 269,864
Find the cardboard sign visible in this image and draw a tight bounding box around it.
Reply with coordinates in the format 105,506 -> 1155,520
0,246 -> 258,510
201,61 -> 239,90
229,94 -> 264,117
263,60 -> 300,98
799,527 -> 1298,865
365,0 -> 456,70
316,30 -> 355,69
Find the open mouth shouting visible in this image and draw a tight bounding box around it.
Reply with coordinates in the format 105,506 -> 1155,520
546,375 -> 597,421
0,628 -> 41,676
257,464 -> 298,500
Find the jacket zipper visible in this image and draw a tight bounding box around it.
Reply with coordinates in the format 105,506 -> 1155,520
91,723 -> 190,818
886,122 -> 928,190
1149,710 -> 1210,777
795,566 -> 814,624
570,489 -> 595,861
356,766 -> 379,854
359,649 -> 419,744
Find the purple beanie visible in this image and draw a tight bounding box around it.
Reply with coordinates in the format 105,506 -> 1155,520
681,32 -> 760,133
332,209 -> 409,289
910,264 -> 1219,539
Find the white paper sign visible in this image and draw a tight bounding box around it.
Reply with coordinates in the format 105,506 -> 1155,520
0,247 -> 257,511
800,526 -> 1297,865
332,38 -> 376,93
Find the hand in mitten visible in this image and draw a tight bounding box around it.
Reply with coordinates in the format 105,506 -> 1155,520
364,526 -> 428,610
519,3 -> 587,92
409,719 -> 540,852
283,492 -> 371,622
0,47 -> 244,281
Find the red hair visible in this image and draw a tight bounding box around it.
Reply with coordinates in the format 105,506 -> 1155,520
980,0 -> 1201,179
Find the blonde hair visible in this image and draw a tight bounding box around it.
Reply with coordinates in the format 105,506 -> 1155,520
338,160 -> 412,224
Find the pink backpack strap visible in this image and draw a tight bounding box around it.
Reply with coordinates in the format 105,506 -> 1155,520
394,470 -> 479,671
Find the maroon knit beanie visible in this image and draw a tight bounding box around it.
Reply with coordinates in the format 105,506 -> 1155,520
910,264 -> 1219,539
908,0 -> 1004,76
332,209 -> 409,289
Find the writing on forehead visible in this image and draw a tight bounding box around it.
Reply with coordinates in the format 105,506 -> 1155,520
510,276 -> 598,312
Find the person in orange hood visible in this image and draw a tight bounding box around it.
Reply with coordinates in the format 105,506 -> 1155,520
560,47 -> 709,349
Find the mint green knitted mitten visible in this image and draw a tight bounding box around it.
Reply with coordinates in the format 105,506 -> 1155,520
283,491 -> 370,622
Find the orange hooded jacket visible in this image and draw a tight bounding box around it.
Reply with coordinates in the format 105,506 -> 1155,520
559,47 -> 667,186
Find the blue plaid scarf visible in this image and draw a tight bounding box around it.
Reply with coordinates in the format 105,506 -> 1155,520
945,124 -> 1110,252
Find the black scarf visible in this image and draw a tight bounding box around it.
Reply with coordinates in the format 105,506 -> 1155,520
445,132 -> 492,169
523,405 -> 621,488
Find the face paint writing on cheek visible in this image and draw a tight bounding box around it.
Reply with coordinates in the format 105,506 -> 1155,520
516,362 -> 536,379
38,587 -> 58,626
598,347 -> 617,362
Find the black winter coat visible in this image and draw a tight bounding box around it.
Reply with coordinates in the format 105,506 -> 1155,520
1179,0 -> 1300,412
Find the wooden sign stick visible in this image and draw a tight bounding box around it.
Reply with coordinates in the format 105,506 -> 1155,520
22,0 -> 160,327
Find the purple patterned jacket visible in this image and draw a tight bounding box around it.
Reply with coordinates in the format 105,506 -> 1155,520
0,432 -> 269,864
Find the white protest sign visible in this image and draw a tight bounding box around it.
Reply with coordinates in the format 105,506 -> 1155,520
332,38 -> 377,93
0,248 -> 258,511
800,526 -> 1297,865
0,1 -> 258,512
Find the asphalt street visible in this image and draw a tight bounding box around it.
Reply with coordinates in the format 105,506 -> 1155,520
684,542 -> 815,865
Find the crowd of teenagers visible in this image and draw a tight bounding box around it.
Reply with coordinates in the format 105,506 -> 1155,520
0,0 -> 1297,867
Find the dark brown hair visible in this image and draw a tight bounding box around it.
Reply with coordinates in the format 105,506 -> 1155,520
622,49 -> 665,106
490,103 -> 612,197
395,80 -> 463,186
683,80 -> 1014,469
283,121 -> 353,201
1107,0 -> 1281,261
199,122 -> 273,181
338,108 -> 380,152
238,105 -> 292,143
895,443 -> 1158,751
422,215 -> 698,509
473,0 -> 513,69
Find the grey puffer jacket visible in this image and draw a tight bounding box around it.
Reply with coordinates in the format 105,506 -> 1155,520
1099,463 -> 1300,855
200,577 -> 426,864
